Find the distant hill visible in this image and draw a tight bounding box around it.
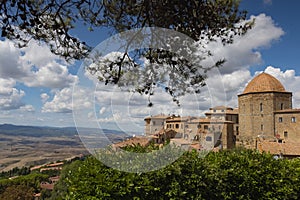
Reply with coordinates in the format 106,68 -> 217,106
0,124 -> 131,138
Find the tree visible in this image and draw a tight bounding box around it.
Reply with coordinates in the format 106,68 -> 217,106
52,148 -> 300,199
0,185 -> 34,200
0,0 -> 253,104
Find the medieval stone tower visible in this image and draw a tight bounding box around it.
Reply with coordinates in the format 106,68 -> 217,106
238,72 -> 292,142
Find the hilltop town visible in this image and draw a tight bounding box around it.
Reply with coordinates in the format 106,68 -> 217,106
122,72 -> 300,158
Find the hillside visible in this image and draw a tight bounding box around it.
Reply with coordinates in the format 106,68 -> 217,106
0,124 -> 134,172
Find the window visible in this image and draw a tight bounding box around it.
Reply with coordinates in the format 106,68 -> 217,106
197,124 -> 201,128
213,110 -> 216,113
284,131 -> 288,138
221,110 -> 225,112
152,121 -> 156,125
204,125 -> 208,130
261,124 -> 264,131
206,136 -> 212,142
279,117 -> 283,123
281,103 -> 284,110
292,117 -> 296,123
260,103 -> 263,112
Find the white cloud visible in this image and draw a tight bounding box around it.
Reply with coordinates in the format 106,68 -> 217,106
203,70 -> 252,108
24,62 -> 78,88
42,88 -> 73,113
99,107 -> 107,115
0,88 -> 25,110
203,14 -> 284,74
20,40 -> 58,67
0,78 -> 26,110
20,105 -> 35,112
264,66 -> 300,107
0,78 -> 16,95
42,87 -> 92,113
40,93 -> 50,103
0,40 -> 29,79
0,39 -> 78,90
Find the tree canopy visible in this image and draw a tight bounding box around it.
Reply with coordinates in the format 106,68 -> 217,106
0,0 -> 253,104
51,148 -> 300,199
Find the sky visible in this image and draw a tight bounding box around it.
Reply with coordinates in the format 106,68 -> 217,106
0,0 -> 300,134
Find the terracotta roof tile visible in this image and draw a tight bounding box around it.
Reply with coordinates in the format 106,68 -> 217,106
113,136 -> 151,148
243,73 -> 287,94
258,141 -> 300,156
144,114 -> 169,120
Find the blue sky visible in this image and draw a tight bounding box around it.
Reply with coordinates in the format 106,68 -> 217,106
0,0 -> 300,133
240,0 -> 300,74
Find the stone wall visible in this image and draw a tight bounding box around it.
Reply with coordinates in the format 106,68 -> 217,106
238,92 -> 292,142
275,111 -> 300,143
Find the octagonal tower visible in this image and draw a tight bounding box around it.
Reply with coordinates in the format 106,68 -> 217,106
238,72 -> 292,141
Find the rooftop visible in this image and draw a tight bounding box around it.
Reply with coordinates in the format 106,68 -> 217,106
242,72 -> 287,95
165,116 -> 196,122
258,141 -> 300,156
112,136 -> 151,148
274,109 -> 300,114
209,106 -> 233,110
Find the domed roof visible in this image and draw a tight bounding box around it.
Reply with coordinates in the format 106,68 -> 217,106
243,72 -> 286,94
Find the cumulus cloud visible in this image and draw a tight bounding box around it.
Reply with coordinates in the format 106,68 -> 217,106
263,66 -> 300,107
203,14 -> 284,74
20,40 -> 58,67
0,39 -> 77,89
20,105 -> 35,112
40,93 -> 50,103
0,78 -> 25,110
42,88 -> 73,113
23,62 -> 77,88
0,40 -> 29,79
0,88 -> 25,110
0,78 -> 16,95
42,87 -> 92,113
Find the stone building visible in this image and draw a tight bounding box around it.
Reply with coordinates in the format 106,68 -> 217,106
144,114 -> 169,135
144,106 -> 238,150
144,72 -> 300,153
238,72 -> 300,150
274,109 -> 300,143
